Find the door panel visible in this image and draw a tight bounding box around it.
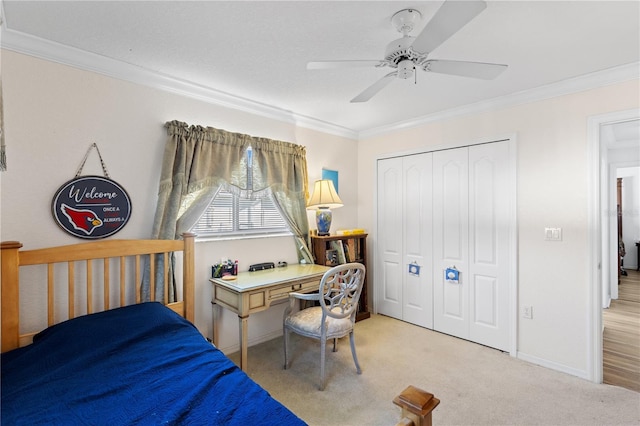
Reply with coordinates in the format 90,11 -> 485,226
473,274 -> 497,326
402,153 -> 433,328
443,281 -> 465,318
433,148 -> 469,339
377,157 -> 403,319
469,141 -> 510,350
382,260 -> 402,303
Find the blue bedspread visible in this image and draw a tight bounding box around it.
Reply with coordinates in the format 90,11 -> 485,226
1,302 -> 305,425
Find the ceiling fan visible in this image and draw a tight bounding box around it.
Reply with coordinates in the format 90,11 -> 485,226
308,0 -> 508,103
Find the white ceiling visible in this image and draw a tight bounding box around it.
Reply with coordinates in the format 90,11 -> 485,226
2,1 -> 639,136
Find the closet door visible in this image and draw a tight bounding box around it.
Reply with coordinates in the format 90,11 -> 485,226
377,141 -> 512,351
377,154 -> 433,328
377,157 -> 404,319
432,142 -> 511,350
468,141 -> 510,351
433,148 -> 470,338
402,153 -> 433,328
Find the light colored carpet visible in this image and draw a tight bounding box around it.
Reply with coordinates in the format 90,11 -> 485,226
228,314 -> 640,426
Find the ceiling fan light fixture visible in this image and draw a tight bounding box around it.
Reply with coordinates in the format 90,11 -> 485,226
397,59 -> 414,79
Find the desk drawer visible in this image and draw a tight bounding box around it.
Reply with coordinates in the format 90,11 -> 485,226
213,286 -> 241,313
268,277 -> 321,301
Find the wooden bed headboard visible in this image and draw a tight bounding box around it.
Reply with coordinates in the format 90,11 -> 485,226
1,233 -> 195,352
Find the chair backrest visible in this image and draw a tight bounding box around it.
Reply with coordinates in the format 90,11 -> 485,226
318,263 -> 366,320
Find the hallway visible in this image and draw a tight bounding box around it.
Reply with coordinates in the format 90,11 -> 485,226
603,268 -> 640,392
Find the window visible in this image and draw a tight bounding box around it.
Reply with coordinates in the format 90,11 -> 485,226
191,147 -> 292,239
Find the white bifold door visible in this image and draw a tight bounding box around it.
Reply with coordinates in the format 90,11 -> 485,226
377,141 -> 511,351
376,153 -> 433,328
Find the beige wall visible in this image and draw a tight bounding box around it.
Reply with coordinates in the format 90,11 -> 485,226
357,79 -> 640,377
0,50 -> 359,351
3,47 -> 639,378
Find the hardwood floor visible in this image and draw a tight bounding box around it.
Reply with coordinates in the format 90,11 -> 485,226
603,268 -> 640,392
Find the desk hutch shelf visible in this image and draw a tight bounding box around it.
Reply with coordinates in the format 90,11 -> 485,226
310,234 -> 370,321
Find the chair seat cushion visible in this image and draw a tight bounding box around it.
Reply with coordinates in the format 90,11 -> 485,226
285,306 -> 353,337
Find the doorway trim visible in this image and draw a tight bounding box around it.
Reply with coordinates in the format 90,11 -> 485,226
587,108 -> 640,383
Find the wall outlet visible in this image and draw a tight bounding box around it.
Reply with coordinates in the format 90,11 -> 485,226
523,305 -> 533,319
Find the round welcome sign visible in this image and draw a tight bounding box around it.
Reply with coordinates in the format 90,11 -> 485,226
52,176 -> 132,239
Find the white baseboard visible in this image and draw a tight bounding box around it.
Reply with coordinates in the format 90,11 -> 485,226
517,351 -> 589,380
218,329 -> 283,356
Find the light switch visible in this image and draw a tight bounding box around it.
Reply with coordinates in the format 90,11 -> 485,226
544,227 -> 562,241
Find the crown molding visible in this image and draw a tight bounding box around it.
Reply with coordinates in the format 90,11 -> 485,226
2,27 -> 637,142
359,62 -> 640,140
0,28 -> 358,140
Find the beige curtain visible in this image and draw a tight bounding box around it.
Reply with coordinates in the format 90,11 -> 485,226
145,120 -> 313,300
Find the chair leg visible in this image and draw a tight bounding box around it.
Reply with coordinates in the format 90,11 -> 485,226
320,338 -> 327,391
349,331 -> 362,374
332,337 -> 338,352
283,328 -> 290,369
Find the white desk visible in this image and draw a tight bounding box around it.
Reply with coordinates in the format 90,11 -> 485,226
210,264 -> 329,371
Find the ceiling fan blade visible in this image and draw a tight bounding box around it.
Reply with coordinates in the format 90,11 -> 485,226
424,59 -> 507,80
351,72 -> 397,103
411,0 -> 487,54
307,60 -> 383,70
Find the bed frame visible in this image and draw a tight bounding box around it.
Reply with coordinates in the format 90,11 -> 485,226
1,233 -> 195,352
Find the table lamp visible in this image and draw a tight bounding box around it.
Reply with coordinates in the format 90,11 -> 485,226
307,179 -> 343,236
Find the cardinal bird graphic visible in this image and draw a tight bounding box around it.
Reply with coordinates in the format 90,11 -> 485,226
60,204 -> 103,235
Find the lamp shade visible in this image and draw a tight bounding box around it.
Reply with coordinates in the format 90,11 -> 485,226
307,179 -> 343,210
